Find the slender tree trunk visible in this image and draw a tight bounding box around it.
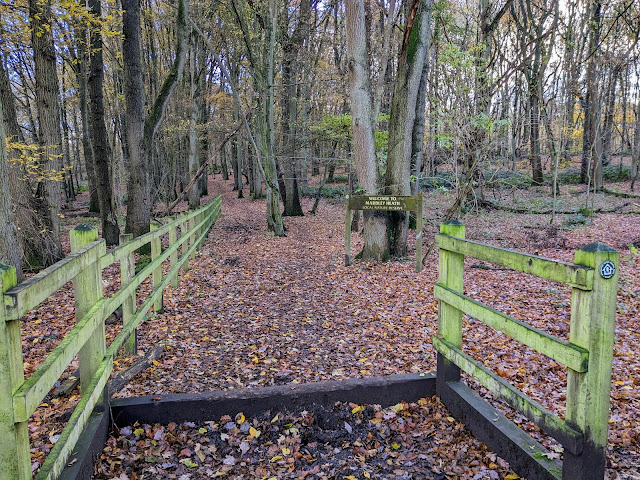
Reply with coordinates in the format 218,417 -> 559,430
0,55 -> 56,270
124,0 -> 188,237
122,0 -> 148,238
29,0 -> 64,262
601,67 -> 618,167
631,95 -> 640,189
385,0 -> 431,257
371,0 -> 396,126
345,0 -> 387,261
89,0 -> 120,244
410,6 -> 433,196
280,6 -> 305,217
529,92 -> 543,184
187,44 -> 202,209
581,1 -> 602,185
261,0 -> 285,235
0,98 -> 24,281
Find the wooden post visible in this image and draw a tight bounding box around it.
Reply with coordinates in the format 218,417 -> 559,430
70,225 -> 106,403
0,264 -> 30,479
181,213 -> 189,272
564,242 -> 619,479
345,195 -> 351,266
150,222 -> 163,313
119,233 -> 136,354
189,215 -> 197,261
169,221 -> 178,288
415,192 -> 423,272
436,220 -> 465,386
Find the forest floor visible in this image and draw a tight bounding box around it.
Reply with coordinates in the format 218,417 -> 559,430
22,172 -> 640,479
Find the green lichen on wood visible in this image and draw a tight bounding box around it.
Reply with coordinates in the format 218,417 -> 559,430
434,283 -> 589,372
434,336 -> 583,454
435,234 -> 594,289
567,243 -> 619,454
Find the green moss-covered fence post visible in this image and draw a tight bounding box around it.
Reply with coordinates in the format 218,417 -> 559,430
189,216 -> 197,261
0,264 -> 30,479
436,220 -> 465,388
169,221 -> 179,288
69,225 -> 107,405
181,212 -> 189,272
119,233 -> 136,355
564,242 -> 619,479
150,222 -> 163,313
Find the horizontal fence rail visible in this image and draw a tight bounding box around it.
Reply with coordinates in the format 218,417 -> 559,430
434,220 -> 618,480
0,196 -> 221,480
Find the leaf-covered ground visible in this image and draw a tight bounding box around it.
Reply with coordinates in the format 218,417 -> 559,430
21,176 -> 640,479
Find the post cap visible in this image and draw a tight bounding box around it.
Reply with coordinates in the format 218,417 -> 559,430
578,242 -> 618,254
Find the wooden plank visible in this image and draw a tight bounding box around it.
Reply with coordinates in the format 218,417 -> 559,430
4,240 -> 105,321
433,336 -> 584,455
434,284 -> 589,372
34,356 -> 113,480
98,202 -> 208,270
435,234 -> 594,290
12,298 -> 109,422
441,380 -> 562,480
106,215 -> 212,357
13,225 -> 200,421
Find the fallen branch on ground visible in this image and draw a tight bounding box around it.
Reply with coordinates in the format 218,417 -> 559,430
108,344 -> 166,396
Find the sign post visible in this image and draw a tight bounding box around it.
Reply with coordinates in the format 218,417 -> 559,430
345,193 -> 424,272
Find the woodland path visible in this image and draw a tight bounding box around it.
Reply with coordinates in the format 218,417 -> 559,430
97,179 -> 639,479
23,178 -> 640,478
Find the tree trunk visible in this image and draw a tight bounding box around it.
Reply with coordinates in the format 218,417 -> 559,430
124,0 -> 188,238
0,97 -> 24,281
632,95 -> 640,189
581,0 -> 602,186
122,0 -> 148,238
187,44 -> 202,209
601,67 -> 618,167
1,55 -> 56,270
29,0 -> 64,262
261,0 -> 285,235
410,11 -> 432,196
385,0 -> 431,257
529,92 -> 543,184
280,2 -> 307,217
345,0 -> 387,261
89,0 -> 120,245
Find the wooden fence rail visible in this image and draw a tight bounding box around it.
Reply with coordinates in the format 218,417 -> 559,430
0,196 -> 221,480
434,220 -> 619,480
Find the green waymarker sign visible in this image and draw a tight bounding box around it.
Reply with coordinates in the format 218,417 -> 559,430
344,193 -> 423,272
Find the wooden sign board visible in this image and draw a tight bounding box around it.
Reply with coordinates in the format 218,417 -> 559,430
344,193 -> 423,272
348,195 -> 419,212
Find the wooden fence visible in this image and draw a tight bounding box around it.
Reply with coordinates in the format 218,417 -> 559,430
434,220 -> 618,480
0,196 -> 221,480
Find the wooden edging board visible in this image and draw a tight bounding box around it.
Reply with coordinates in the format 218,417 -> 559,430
59,372 -> 570,480
344,193 -> 423,272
